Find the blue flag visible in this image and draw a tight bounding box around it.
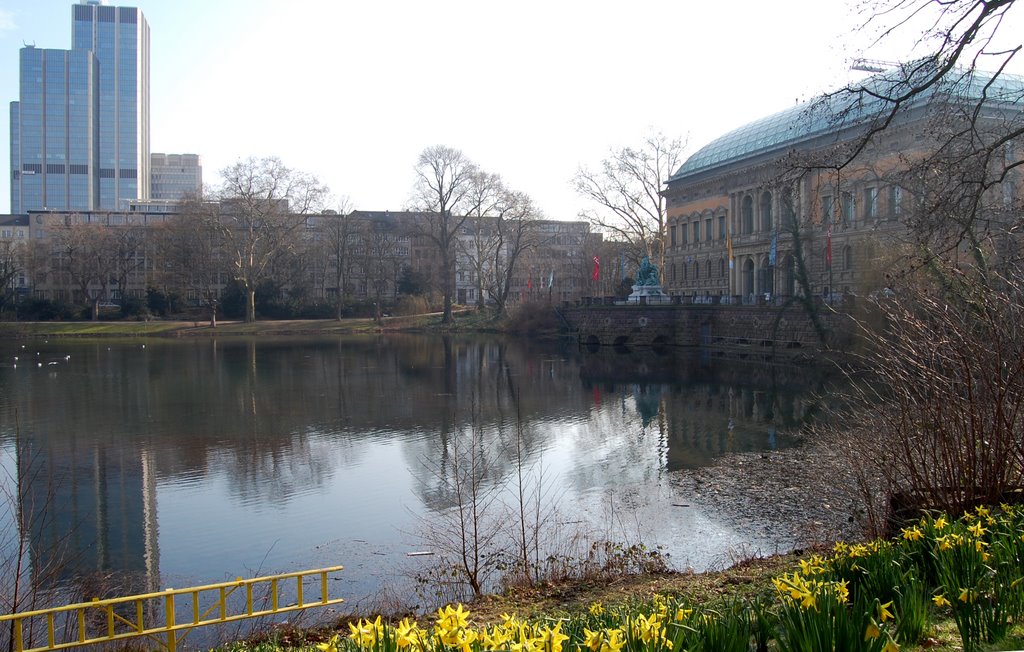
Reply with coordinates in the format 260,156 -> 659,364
769,229 -> 778,266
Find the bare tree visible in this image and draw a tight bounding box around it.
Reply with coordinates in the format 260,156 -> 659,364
0,241 -> 21,316
316,200 -> 360,319
488,190 -> 542,315
409,145 -> 478,324
210,157 -> 330,322
52,222 -> 117,320
158,199 -> 225,326
573,131 -> 684,274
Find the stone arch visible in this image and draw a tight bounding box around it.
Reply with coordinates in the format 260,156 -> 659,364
742,258 -> 755,298
843,244 -> 853,271
758,255 -> 773,296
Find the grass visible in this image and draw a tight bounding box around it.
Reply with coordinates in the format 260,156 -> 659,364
0,308 -> 504,339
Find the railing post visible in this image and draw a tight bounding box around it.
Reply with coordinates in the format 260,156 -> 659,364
164,589 -> 177,652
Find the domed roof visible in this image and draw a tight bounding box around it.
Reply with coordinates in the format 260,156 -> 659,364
670,65 -> 1024,182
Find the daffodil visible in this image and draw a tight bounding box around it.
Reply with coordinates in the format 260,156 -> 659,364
959,588 -> 975,603
583,628 -> 605,652
864,623 -> 881,640
589,602 -> 604,617
395,618 -> 421,649
933,516 -> 948,530
878,601 -> 894,622
901,525 -> 924,541
932,594 -> 951,608
967,521 -> 986,537
882,638 -> 900,652
317,634 -> 341,652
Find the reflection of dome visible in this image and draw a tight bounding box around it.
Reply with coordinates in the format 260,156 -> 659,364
672,66 -> 1024,181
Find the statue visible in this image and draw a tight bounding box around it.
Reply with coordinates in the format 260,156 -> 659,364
636,256 -> 660,287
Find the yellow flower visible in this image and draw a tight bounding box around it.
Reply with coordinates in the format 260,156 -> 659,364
934,516 -> 948,530
975,505 -> 990,518
933,594 -> 951,608
959,588 -> 975,603
967,521 -> 986,537
437,603 -> 471,631
537,623 -> 569,652
605,629 -> 626,652
348,617 -> 382,648
674,607 -> 692,621
864,623 -> 881,640
395,618 -> 421,649
583,628 -> 605,652
801,591 -> 817,610
317,634 -> 341,652
589,602 -> 604,617
878,601 -> 894,622
882,639 -> 900,652
901,525 -> 924,541
935,535 -> 952,551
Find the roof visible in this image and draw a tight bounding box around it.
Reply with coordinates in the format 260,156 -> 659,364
670,64 -> 1024,183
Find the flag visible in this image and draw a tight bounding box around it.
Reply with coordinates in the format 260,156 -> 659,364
547,270 -> 553,289
592,255 -> 600,281
769,228 -> 778,266
726,230 -> 734,270
825,222 -> 833,268
527,275 -> 533,290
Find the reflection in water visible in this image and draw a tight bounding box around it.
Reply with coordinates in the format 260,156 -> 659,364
0,335 -> 834,609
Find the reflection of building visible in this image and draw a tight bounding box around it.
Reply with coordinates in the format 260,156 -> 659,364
10,3 -> 151,212
19,440 -> 159,595
664,68 -> 1024,301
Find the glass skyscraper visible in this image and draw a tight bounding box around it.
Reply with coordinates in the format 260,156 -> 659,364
10,1 -> 150,213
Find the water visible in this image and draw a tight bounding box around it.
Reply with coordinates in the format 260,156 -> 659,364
0,335 -> 829,614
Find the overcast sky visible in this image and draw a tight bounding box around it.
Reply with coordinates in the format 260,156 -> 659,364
1,0 -> 1022,219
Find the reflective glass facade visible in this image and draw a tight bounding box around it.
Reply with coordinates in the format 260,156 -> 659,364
9,2 -> 149,213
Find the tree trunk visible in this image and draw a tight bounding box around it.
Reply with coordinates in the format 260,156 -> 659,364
91,298 -> 99,321
246,287 -> 256,323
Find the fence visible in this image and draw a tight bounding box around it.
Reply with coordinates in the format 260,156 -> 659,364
0,565 -> 345,652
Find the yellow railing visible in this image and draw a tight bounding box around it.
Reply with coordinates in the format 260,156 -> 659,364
0,565 -> 344,652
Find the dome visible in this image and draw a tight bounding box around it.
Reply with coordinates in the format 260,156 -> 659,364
670,65 -> 1024,182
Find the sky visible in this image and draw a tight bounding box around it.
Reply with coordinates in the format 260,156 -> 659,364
0,0 -> 1022,219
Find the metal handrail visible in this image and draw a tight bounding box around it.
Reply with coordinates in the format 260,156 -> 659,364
0,565 -> 345,652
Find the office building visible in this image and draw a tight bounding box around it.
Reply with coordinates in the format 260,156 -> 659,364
9,1 -> 150,213
150,153 -> 202,200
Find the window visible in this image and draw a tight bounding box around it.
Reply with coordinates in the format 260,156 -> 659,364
693,221 -> 700,243
681,223 -> 688,245
742,196 -> 754,234
718,215 -> 726,239
863,187 -> 877,219
705,218 -> 712,242
841,192 -> 854,224
843,245 -> 853,271
888,185 -> 903,216
670,225 -> 677,247
760,191 -> 773,231
694,261 -> 700,279
821,195 -> 833,225
719,258 -> 725,277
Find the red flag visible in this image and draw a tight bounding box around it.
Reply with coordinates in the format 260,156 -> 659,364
825,222 -> 833,268
527,275 -> 533,289
592,255 -> 600,281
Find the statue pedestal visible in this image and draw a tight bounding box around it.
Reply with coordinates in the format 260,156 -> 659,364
626,284 -> 672,304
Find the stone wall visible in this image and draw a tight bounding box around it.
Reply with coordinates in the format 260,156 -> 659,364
560,303 -> 854,357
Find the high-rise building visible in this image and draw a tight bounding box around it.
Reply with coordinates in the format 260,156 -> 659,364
9,1 -> 150,213
150,153 -> 202,200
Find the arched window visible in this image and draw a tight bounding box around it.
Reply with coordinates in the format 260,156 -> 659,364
742,196 -> 754,234
694,261 -> 700,279
760,191 -> 773,231
843,245 -> 853,271
682,263 -> 687,281
706,260 -> 711,279
671,263 -> 676,281
719,258 -> 725,277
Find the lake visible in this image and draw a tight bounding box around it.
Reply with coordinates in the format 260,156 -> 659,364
0,334 -> 829,614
